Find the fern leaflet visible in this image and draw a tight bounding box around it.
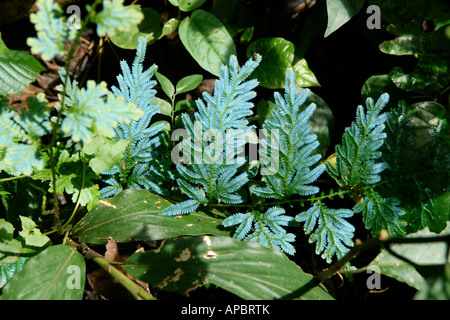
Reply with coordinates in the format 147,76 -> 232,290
295,201 -> 354,263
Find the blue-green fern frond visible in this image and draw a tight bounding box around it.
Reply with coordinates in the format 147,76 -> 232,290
295,202 -> 355,263
26,0 -> 78,61
253,68 -> 325,199
223,207 -> 296,255
326,93 -> 390,187
0,93 -> 52,176
99,37 -> 168,198
160,55 -> 261,216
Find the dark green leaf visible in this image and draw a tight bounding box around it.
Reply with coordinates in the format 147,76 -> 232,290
179,10 -> 236,76
0,245 -> 85,300
123,235 -> 334,299
0,32 -> 45,96
369,222 -> 450,291
71,189 -> 229,244
324,0 -> 365,37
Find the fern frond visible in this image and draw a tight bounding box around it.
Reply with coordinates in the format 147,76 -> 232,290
98,37 -> 169,198
26,0 -> 77,61
354,188 -> 407,237
0,93 -> 51,175
326,93 -> 390,187
161,55 -> 261,216
223,207 -> 296,255
256,68 -> 325,199
57,69 -> 143,145
295,201 -> 354,263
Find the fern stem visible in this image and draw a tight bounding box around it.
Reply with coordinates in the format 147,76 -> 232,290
0,175 -> 26,182
210,188 -> 350,211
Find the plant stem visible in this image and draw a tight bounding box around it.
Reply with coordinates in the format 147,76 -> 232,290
74,241 -> 156,300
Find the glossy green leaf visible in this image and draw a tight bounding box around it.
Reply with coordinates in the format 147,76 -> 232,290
369,222 -> 450,291
247,38 -> 319,89
82,135 -> 131,175
324,0 -> 365,37
247,38 -> 294,89
0,245 -> 85,300
179,10 -> 236,76
389,53 -> 449,95
176,74 -> 203,95
379,23 -> 424,56
71,189 -> 229,244
123,235 -> 334,300
0,32 -> 45,96
169,0 -> 207,12
155,72 -> 175,100
109,7 -> 161,49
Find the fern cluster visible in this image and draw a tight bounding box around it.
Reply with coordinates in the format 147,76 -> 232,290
3,0 -> 436,264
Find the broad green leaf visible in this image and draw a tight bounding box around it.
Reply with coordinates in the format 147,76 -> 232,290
247,37 -> 294,89
389,53 -> 449,95
71,189 -> 229,244
169,0 -> 207,12
155,72 -> 175,100
0,33 -> 45,96
246,38 -> 319,89
176,74 -> 203,95
179,10 -> 236,76
82,135 -> 131,175
0,245 -> 85,300
379,23 -> 424,56
109,7 -> 162,49
324,0 -> 365,37
123,235 -> 334,300
369,222 -> 450,291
